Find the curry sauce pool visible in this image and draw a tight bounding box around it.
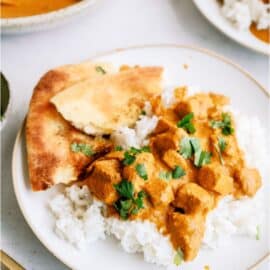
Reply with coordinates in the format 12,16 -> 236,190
49,86 -> 267,266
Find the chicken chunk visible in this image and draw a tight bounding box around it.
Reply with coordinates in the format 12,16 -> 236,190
173,183 -> 213,214
144,178 -> 174,206
162,149 -> 188,171
86,159 -> 121,204
167,210 -> 205,261
175,94 -> 213,119
197,162 -> 234,195
234,168 -> 261,197
150,130 -> 185,156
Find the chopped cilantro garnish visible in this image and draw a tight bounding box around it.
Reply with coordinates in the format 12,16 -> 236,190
122,146 -> 151,166
256,225 -> 260,240
179,137 -> 200,159
218,137 -> 227,152
194,150 -> 211,167
177,113 -> 196,134
215,137 -> 227,165
114,179 -> 134,199
179,137 -> 194,159
114,180 -> 146,219
173,248 -> 184,266
70,142 -> 94,157
135,163 -> 148,180
95,66 -> 106,74
159,171 -> 172,181
115,145 -> 123,151
210,113 -> 234,135
172,165 -> 186,179
141,146 -> 151,152
179,137 -> 211,167
123,151 -> 136,165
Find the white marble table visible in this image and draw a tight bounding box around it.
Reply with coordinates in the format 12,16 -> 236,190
1,0 -> 268,269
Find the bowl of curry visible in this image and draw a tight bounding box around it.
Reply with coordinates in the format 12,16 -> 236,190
0,0 -> 97,34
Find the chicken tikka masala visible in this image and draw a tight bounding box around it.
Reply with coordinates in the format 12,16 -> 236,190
26,63 -> 262,263
82,88 -> 261,261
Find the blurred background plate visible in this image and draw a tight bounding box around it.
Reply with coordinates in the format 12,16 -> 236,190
192,0 -> 270,56
1,0 -> 97,34
12,45 -> 269,270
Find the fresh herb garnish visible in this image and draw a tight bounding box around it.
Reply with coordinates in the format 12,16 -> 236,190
135,163 -> 148,180
177,113 -> 196,134
179,137 -> 211,167
173,248 -> 184,266
172,165 -> 186,179
114,180 -> 146,219
122,146 -> 151,166
70,143 -> 94,157
179,137 -> 200,159
210,113 -> 234,135
215,137 -> 227,165
95,66 -> 106,74
140,146 -> 151,152
194,150 -> 211,167
123,151 -> 136,165
159,166 -> 185,181
159,171 -> 172,181
141,110 -> 146,115
115,145 -> 123,151
256,225 -> 260,240
218,137 -> 227,152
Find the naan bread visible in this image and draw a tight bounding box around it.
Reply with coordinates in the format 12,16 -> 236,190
26,62 -> 114,191
51,67 -> 163,135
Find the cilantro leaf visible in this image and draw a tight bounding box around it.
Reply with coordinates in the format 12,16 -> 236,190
95,66 -> 106,74
179,137 -> 193,159
177,113 -> 196,134
122,146 -> 151,166
194,150 -> 211,167
135,163 -> 148,180
115,145 -> 123,151
172,166 -> 186,179
114,180 -> 146,219
141,110 -> 146,115
180,137 -> 211,167
214,137 -> 227,165
159,171 -> 172,181
218,137 -> 227,152
210,113 -> 234,135
70,143 -> 94,157
123,152 -> 136,165
114,179 -> 134,199
173,248 -> 184,266
141,146 -> 151,152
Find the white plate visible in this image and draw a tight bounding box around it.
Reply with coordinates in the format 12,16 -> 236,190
12,45 -> 269,270
192,0 -> 270,56
1,0 -> 96,34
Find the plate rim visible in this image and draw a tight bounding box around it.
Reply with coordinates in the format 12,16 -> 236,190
192,0 -> 270,56
11,44 -> 269,270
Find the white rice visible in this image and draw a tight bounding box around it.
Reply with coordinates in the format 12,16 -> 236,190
49,87 -> 268,266
220,0 -> 270,30
111,102 -> 158,149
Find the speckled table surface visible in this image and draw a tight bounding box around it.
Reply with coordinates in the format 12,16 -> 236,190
1,0 -> 269,269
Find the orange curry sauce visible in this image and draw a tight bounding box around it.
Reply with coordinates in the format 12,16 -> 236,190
0,0 -> 80,18
84,88 -> 262,261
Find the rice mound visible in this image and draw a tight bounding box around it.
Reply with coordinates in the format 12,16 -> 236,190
49,86 -> 268,266
220,0 -> 270,30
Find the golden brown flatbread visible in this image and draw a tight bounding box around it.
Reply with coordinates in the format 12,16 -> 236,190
26,62 -> 114,191
51,67 -> 163,134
